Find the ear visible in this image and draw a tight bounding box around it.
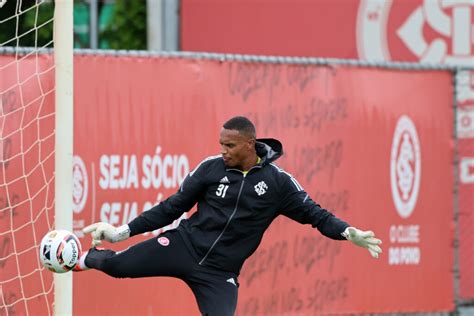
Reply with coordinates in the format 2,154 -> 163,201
248,138 -> 256,149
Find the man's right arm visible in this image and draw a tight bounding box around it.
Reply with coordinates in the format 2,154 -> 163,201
127,171 -> 205,236
83,158 -> 211,246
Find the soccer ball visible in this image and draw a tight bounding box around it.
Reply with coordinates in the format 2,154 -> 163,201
39,230 -> 81,273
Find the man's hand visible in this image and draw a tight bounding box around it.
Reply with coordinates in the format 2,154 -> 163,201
342,227 -> 382,259
83,222 -> 131,247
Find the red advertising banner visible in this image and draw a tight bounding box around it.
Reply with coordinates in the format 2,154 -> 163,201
457,70 -> 474,298
181,0 -> 361,58
73,55 -> 454,315
182,0 -> 474,300
182,0 -> 474,64
359,0 -> 474,300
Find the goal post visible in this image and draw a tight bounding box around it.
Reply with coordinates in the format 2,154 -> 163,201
53,0 -> 74,315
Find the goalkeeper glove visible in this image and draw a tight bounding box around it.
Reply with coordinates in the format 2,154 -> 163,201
342,227 -> 382,259
83,222 -> 131,247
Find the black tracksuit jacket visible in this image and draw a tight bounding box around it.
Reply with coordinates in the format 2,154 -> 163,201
128,138 -> 349,274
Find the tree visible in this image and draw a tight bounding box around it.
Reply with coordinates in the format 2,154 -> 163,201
0,0 -> 54,48
101,0 -> 147,50
0,0 -> 147,50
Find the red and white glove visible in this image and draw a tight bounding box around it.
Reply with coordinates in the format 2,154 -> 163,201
342,227 -> 382,259
83,222 -> 130,247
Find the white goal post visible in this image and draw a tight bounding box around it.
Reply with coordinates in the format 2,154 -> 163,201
54,0 -> 73,315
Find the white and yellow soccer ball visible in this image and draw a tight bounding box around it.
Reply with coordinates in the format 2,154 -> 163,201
39,230 -> 81,273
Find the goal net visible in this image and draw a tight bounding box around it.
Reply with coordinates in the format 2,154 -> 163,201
0,1 -> 72,315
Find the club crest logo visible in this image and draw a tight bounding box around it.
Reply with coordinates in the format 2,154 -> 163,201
254,181 -> 268,196
390,116 -> 421,218
157,237 -> 170,246
73,155 -> 88,214
357,0 -> 474,65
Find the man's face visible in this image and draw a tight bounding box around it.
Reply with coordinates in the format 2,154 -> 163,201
219,128 -> 254,169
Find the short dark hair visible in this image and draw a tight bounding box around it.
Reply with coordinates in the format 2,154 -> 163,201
223,116 -> 256,138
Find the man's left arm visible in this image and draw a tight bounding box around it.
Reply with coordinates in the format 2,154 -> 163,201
278,177 -> 382,258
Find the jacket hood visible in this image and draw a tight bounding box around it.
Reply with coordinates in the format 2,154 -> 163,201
255,138 -> 283,164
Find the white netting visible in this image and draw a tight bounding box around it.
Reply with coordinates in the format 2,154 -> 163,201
0,0 -> 56,314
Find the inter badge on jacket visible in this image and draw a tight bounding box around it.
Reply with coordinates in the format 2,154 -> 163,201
254,181 -> 268,196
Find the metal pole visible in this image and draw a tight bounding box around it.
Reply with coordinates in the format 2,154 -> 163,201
147,0 -> 163,51
89,0 -> 98,49
163,0 -> 179,51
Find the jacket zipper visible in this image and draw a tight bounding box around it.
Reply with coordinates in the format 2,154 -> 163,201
199,174 -> 247,265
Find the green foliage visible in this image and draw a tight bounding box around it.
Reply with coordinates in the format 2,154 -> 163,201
0,1 -> 54,48
0,0 -> 147,50
101,0 -> 147,50
22,2 -> 54,47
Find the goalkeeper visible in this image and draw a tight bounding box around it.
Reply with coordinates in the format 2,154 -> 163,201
78,116 -> 382,316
